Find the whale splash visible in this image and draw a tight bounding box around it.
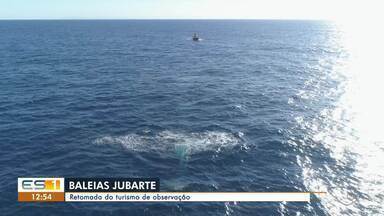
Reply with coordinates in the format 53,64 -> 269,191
93,130 -> 244,159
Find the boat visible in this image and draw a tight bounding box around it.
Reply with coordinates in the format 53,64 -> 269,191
192,33 -> 200,41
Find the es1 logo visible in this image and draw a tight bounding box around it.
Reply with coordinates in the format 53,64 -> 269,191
18,178 -> 64,192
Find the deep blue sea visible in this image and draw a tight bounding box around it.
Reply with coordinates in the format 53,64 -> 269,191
0,20 -> 383,215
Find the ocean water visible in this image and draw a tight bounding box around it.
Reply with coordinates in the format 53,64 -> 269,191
0,20 -> 383,215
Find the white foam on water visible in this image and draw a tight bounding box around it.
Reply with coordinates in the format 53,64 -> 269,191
93,134 -> 151,152
93,130 -> 242,156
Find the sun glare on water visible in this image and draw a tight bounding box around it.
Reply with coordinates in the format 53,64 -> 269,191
302,10 -> 384,215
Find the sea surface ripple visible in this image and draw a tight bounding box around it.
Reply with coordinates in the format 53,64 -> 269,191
0,20 -> 382,215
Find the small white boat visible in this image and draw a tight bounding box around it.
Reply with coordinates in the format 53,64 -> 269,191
192,33 -> 200,41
